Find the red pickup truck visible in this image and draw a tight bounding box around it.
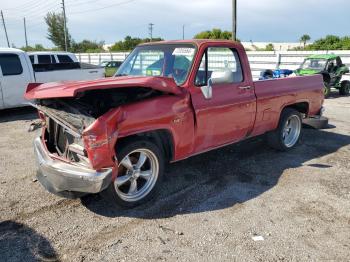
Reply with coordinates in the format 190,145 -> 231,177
26,40 -> 325,207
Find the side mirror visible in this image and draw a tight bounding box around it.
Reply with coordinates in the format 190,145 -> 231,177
200,78 -> 213,100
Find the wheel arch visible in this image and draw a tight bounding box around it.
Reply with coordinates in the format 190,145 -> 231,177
282,101 -> 310,117
115,129 -> 175,163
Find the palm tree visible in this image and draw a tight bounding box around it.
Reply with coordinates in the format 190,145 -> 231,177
300,34 -> 311,48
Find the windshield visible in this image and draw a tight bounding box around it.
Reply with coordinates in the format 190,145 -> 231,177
301,59 -> 327,71
116,44 -> 196,85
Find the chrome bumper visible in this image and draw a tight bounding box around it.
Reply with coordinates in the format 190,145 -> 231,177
34,136 -> 112,197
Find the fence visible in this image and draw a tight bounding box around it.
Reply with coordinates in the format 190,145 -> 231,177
76,50 -> 350,80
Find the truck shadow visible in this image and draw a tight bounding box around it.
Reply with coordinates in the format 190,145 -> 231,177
0,107 -> 37,123
0,220 -> 58,261
82,128 -> 350,219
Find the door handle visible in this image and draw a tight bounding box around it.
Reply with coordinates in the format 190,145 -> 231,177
239,86 -> 252,90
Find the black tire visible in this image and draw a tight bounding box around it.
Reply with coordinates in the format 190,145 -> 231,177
102,139 -> 164,208
339,80 -> 350,96
267,108 -> 302,151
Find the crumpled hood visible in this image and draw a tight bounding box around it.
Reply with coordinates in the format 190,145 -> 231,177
24,76 -> 182,100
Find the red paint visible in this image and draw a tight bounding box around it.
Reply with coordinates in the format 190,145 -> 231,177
26,40 -> 324,172
24,76 -> 182,100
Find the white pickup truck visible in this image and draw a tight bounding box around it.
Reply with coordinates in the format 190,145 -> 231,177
0,48 -> 105,110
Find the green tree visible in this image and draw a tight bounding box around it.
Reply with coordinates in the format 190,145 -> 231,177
194,28 -> 233,40
306,35 -> 342,50
109,36 -> 163,51
299,34 -> 311,48
71,40 -> 105,53
265,43 -> 274,51
21,44 -> 49,51
291,35 -> 350,50
45,12 -> 72,50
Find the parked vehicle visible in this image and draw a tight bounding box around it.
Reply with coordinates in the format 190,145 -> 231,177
104,61 -> 123,77
26,40 -> 325,208
28,51 -> 78,64
0,48 -> 105,109
295,54 -> 350,97
259,69 -> 294,80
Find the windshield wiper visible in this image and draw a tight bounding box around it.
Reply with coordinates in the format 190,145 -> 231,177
115,73 -> 128,77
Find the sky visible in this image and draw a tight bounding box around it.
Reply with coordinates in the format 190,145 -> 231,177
1,0 -> 349,48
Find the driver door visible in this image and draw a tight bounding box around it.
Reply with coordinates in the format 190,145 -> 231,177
190,47 -> 256,152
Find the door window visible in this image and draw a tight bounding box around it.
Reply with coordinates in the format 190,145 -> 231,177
195,47 -> 243,86
57,55 -> 74,63
38,55 -> 51,64
0,54 -> 23,76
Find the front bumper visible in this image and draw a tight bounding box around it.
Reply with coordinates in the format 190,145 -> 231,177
34,136 -> 112,198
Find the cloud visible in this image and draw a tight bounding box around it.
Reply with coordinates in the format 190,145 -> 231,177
0,0 -> 349,48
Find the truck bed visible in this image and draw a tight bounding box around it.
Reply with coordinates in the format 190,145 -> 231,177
251,74 -> 324,136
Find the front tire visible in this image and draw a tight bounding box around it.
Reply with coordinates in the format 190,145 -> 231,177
267,108 -> 302,151
103,139 -> 164,208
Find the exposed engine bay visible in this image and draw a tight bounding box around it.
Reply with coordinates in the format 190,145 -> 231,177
34,87 -> 163,131
32,87 -> 164,164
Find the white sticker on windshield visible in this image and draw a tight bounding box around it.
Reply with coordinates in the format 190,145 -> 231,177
172,48 -> 195,56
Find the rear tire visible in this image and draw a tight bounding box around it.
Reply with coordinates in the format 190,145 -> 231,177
339,80 -> 350,96
267,108 -> 302,151
102,139 -> 164,208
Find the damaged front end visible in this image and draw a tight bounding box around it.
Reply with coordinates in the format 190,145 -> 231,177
31,87 -> 162,198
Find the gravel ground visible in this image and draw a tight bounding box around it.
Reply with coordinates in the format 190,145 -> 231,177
0,94 -> 349,262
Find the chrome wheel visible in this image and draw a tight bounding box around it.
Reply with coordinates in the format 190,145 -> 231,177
282,115 -> 301,148
114,148 -> 159,202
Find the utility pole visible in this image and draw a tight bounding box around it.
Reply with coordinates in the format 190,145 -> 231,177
148,23 -> 154,41
61,0 -> 68,51
232,0 -> 237,41
182,25 -> 185,40
24,17 -> 28,48
1,10 -> 10,47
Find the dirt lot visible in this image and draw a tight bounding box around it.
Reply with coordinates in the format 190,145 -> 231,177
0,94 -> 349,262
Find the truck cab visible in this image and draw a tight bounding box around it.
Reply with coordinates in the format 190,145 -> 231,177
28,51 -> 78,65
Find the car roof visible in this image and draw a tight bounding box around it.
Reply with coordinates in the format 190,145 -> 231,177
138,39 -> 240,48
28,51 -> 75,56
307,54 -> 339,60
0,47 -> 25,54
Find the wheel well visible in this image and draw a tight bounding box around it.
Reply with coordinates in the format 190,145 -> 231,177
284,102 -> 309,117
115,129 -> 174,162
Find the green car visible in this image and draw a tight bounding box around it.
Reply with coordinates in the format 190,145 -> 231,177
295,54 -> 350,97
104,61 -> 123,77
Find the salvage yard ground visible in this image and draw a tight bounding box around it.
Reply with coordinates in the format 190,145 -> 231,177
0,94 -> 349,261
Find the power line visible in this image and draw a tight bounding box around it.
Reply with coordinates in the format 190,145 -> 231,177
69,0 -> 137,14
66,0 -> 110,8
3,0 -> 57,14
4,2 -> 60,22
